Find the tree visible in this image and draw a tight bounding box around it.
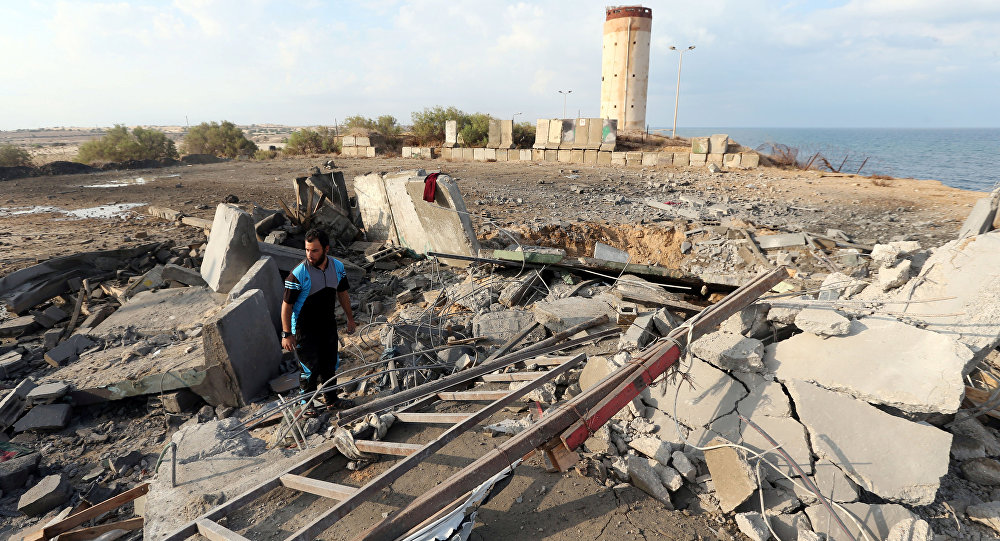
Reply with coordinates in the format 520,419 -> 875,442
411,106 -> 466,145
284,126 -> 339,155
459,113 -> 492,148
182,121 -> 257,157
343,115 -> 376,132
374,115 -> 402,138
512,121 -> 536,148
76,125 -> 178,163
0,144 -> 33,167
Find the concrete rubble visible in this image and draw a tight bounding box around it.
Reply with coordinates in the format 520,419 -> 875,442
3,162 -> 1000,540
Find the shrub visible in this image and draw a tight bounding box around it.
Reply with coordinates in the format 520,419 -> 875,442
512,121 -> 535,148
0,144 -> 33,166
76,125 -> 178,163
374,115 -> 402,138
459,113 -> 492,148
343,115 -> 376,132
284,126 -> 339,155
254,149 -> 279,160
411,106 -> 466,145
182,121 -> 257,158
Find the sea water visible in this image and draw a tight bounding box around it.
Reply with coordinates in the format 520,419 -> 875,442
670,127 -> 1000,192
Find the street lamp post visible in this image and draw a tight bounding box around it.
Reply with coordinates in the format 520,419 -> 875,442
669,45 -> 695,139
513,112 -> 522,123
557,90 -> 572,119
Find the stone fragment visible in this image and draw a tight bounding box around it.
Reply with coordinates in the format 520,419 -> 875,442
627,454 -> 673,508
950,416 -> 1000,455
31,305 -> 67,328
531,295 -> 616,333
886,517 -> 934,541
703,438 -> 757,513
200,204 -> 261,294
619,313 -> 657,351
690,330 -> 764,372
797,532 -> 822,541
0,451 -> 40,492
671,450 -> 697,483
651,308 -> 680,336
770,511 -> 811,541
767,318 -> 970,414
959,197 -> 998,239
17,473 -> 71,516
162,263 -> 207,286
579,356 -> 612,391
227,257 -> 282,332
13,403 -> 72,432
628,436 -> 672,466
804,503 -> 915,541
793,308 -> 851,337
787,379 -> 951,505
43,328 -> 62,349
967,502 -> 1000,534
952,434 -> 987,461
818,272 -> 867,301
0,315 -> 37,337
472,310 -> 546,345
879,259 -> 912,291
26,382 -> 69,405
720,303 -> 770,338
161,389 -> 203,414
735,512 -> 770,541
870,243 -> 903,267
654,462 -> 684,491
773,460 -> 859,505
961,457 -> 1000,485
44,334 -> 94,367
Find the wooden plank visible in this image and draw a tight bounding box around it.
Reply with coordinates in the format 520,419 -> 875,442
282,353 -> 585,541
437,390 -> 512,401
480,372 -> 547,382
280,474 -> 357,500
197,519 -> 251,541
393,412 -> 474,424
36,482 -> 148,539
354,440 -> 423,456
57,517 -> 144,541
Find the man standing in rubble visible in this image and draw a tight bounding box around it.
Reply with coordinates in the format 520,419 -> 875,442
280,228 -> 357,413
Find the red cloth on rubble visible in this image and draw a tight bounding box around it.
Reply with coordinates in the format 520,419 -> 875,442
423,172 -> 439,202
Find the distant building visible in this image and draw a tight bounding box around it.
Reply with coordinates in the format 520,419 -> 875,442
600,5 -> 652,132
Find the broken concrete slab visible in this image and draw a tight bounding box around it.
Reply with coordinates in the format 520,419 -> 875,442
0,378 -> 37,430
594,242 -> 630,264
26,382 -> 69,405
162,263 -> 208,287
960,457 -> 1000,485
611,275 -> 682,307
619,313 -> 657,351
734,512 -> 769,541
755,232 -> 807,249
13,403 -> 71,432
770,511 -> 812,541
532,295 -> 617,334
471,310 -> 546,345
44,334 -> 95,367
773,459 -> 859,505
30,305 -> 67,328
720,303 -> 770,339
627,454 -> 673,508
690,330 -> 764,373
818,272 -> 866,301
404,174 -> 480,264
579,356 -> 611,391
950,416 -> 1000,455
0,451 -> 40,492
793,307 -> 851,337
703,438 -> 756,513
91,286 -> 224,337
227,256 -> 282,332
200,204 -> 261,294
879,259 -> 912,290
767,318 -> 970,414
967,502 -> 1000,535
628,436 -> 673,466
804,502 -> 916,541
201,289 -> 282,407
786,379 -> 951,505
0,315 -> 37,338
18,473 -> 71,517
897,231 -> 1000,361
886,517 -> 934,541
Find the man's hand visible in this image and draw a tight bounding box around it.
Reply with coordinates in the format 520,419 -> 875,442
281,335 -> 297,352
345,319 -> 356,334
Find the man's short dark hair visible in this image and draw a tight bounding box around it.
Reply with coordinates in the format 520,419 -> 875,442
305,228 -> 330,248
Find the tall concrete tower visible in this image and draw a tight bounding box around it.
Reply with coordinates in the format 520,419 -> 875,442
600,5 -> 652,132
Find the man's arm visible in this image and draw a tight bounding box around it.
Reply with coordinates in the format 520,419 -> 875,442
281,301 -> 296,351
337,290 -> 356,334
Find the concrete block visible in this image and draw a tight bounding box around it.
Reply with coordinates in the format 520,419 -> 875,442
0,315 -> 37,338
767,317 -> 970,414
708,134 -> 729,154
547,119 -> 564,148
162,263 -> 207,287
570,149 -> 584,163
0,451 -> 40,492
487,118 -> 501,148
879,259 -> 912,290
573,118 -> 590,149
354,173 -> 396,243
355,136 -> 371,147
641,152 -> 658,166
364,146 -> 375,157
740,152 -> 760,168
611,152 -> 626,166
499,119 -> 514,149
597,151 -> 612,165
495,148 -> 508,161
557,149 -> 572,163
558,119 -> 575,149
532,119 -> 549,149
440,147 -> 452,159
13,403 -> 72,432
756,232 -> 807,249
629,436 -> 673,466
532,295 -> 617,333
706,153 -> 724,166
44,334 -> 95,366
627,454 -> 673,507
543,149 -> 557,162
401,146 -> 411,158
17,473 -> 71,517
805,503 -> 915,541
482,147 -> 495,161
657,152 -> 673,166
735,512 -> 769,541
619,314 -> 656,351
787,379 -> 951,505
960,197 -> 997,238
625,151 -> 642,166
594,242 -> 629,263
586,118 -> 604,149
404,174 -> 481,263
228,257 -> 282,332
584,150 -> 599,164
202,289 -> 282,407
673,152 -> 690,166
445,120 -> 457,147
691,137 -> 709,154
26,382 -> 69,404
471,310 -> 545,345
723,153 -> 740,168
162,388 -> 203,413
704,437 -> 757,512
689,153 -> 707,165
200,204 -> 261,294
384,173 -> 433,254
793,307 -> 851,337
342,135 -> 356,147
458,148 -> 471,160
30,305 -> 67,328
531,149 -> 544,161
520,149 -> 532,161
601,118 -> 617,147
690,330 -> 764,373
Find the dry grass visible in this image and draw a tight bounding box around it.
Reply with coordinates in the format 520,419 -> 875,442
870,174 -> 893,187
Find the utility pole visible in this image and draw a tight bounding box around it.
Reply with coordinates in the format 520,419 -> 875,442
669,45 -> 695,139
558,90 -> 572,119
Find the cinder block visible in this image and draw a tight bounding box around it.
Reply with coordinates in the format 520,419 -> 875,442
597,151 -> 612,165
709,134 -> 729,154
658,152 -> 673,166
520,149 -> 532,161
673,152 -> 690,166
641,152 -> 658,166
691,137 -> 709,154
543,149 -> 558,162
689,153 -> 707,165
557,150 -> 572,163
611,152 -> 626,166
463,148 -> 475,160
473,148 -> 486,161
584,150 -> 599,165
740,152 -> 760,168
441,147 -> 452,160
625,152 -> 642,166
401,146 -> 411,158
507,149 -> 520,161
365,146 -> 375,158
532,149 -> 544,161
484,148 -> 497,161
707,153 -> 724,166
496,149 -> 508,161
723,153 -> 740,168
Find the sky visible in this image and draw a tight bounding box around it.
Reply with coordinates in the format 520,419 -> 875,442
1,0 -> 998,130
